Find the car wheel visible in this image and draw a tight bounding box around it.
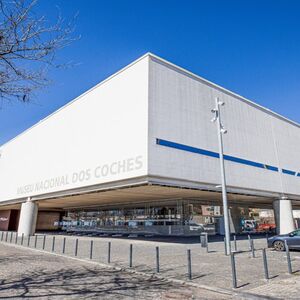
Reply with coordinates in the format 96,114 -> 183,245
273,240 -> 285,251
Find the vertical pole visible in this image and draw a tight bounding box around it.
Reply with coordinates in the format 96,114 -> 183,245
156,246 -> 160,273
42,235 -> 46,250
5,231 -> 8,242
90,240 -> 93,259
214,97 -> 231,255
34,235 -> 37,248
251,239 -> 255,258
108,241 -> 111,263
129,244 -> 133,267
187,249 -> 192,280
1,231 -> 3,241
15,232 -> 18,244
262,248 -> 269,280
224,237 -> 228,255
27,235 -> 31,247
230,253 -> 237,288
51,236 -> 55,252
21,233 -> 24,245
284,240 -> 292,274
206,233 -> 209,253
10,232 -> 13,243
234,235 -> 237,252
248,234 -> 251,250
62,237 -> 66,254
74,238 -> 78,257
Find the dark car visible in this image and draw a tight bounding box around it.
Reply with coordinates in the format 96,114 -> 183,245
268,229 -> 300,251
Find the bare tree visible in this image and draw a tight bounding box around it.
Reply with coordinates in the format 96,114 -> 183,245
0,0 -> 77,104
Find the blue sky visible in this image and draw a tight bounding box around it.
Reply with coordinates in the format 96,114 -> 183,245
1,0 -> 299,145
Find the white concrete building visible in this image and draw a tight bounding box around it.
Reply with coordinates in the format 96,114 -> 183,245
0,53 -> 299,236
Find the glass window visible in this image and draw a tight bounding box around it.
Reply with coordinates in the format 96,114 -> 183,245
290,230 -> 300,236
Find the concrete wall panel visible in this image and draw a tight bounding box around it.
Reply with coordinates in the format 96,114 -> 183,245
148,57 -> 300,197
0,57 -> 149,202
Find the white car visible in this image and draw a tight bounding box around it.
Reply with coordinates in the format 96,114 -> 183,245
188,222 -> 205,231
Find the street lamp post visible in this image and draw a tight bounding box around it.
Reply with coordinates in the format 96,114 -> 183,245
211,97 -> 231,255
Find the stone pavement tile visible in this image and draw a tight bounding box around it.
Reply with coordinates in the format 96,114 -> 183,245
0,243 -> 232,299
244,275 -> 300,300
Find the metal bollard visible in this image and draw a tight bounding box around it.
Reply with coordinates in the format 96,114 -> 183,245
284,240 -> 292,274
201,233 -> 209,253
233,235 -> 237,252
74,238 -> 79,256
187,249 -> 192,280
262,248 -> 269,280
21,233 -> 24,245
10,232 -> 13,243
1,231 -> 3,241
62,237 -> 66,254
5,231 -> 8,242
27,235 -> 31,247
42,235 -> 46,250
251,239 -> 255,258
52,236 -> 55,252
230,252 -> 237,288
90,240 -> 94,259
156,246 -> 160,273
224,237 -> 228,256
248,234 -> 251,250
34,235 -> 38,248
129,244 -> 133,267
15,232 -> 18,244
108,241 -> 111,263
206,234 -> 209,253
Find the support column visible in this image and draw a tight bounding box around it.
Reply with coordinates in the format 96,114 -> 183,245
273,197 -> 295,235
229,206 -> 242,234
18,197 -> 38,236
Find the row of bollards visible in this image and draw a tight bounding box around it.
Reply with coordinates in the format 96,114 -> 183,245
229,237 -> 294,289
0,231 -> 199,281
0,231 -> 194,280
0,231 -> 295,287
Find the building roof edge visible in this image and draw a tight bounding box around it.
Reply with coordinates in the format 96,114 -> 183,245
147,52 -> 300,129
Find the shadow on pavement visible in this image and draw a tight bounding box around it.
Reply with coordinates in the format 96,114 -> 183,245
0,265 -> 176,299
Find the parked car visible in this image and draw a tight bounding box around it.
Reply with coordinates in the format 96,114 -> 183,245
267,229 -> 300,251
257,222 -> 276,233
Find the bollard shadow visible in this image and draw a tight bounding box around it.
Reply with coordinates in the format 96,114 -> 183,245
190,273 -> 210,280
268,275 -> 279,279
235,282 -> 250,289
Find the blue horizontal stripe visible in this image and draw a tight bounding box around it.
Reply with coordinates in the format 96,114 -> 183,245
282,169 -> 296,176
156,139 -> 219,158
156,138 -> 280,173
265,165 -> 279,172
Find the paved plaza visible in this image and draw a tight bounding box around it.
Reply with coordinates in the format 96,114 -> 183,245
1,232 -> 300,299
0,243 -> 231,299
